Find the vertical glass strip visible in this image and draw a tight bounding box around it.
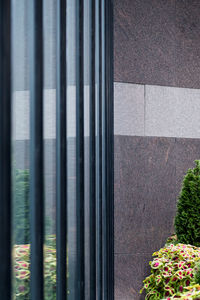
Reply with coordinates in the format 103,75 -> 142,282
12,1 -> 30,299
83,0 -> 90,298
43,0 -> 57,298
75,0 -> 85,298
0,1 -> 11,298
29,0 -> 44,299
56,0 -> 67,299
89,0 -> 96,298
67,0 -> 76,298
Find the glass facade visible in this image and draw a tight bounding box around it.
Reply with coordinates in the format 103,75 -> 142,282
0,0 -> 113,299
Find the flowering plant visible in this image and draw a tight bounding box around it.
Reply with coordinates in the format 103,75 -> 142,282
163,284 -> 200,299
13,235 -> 58,300
140,243 -> 200,299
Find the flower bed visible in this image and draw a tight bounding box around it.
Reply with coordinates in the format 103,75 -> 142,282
140,243 -> 200,299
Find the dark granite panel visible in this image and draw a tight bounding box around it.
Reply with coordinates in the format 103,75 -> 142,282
175,0 -> 200,88
114,0 -> 200,88
114,0 -> 176,86
115,253 -> 152,300
175,138 -> 200,198
114,135 -> 176,254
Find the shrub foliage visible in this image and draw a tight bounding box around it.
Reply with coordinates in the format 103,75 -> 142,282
140,243 -> 200,299
175,160 -> 200,247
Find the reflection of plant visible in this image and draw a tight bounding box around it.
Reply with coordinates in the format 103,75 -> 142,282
140,243 -> 200,299
175,160 -> 200,247
13,169 -> 30,244
13,168 -> 53,245
13,235 -> 58,300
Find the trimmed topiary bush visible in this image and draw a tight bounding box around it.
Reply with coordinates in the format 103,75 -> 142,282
174,160 -> 200,247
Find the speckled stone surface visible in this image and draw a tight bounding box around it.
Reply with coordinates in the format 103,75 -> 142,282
115,253 -> 152,300
175,138 -> 200,197
114,0 -> 200,89
175,0 -> 200,88
114,135 -> 200,299
114,135 -> 176,255
114,0 -> 176,86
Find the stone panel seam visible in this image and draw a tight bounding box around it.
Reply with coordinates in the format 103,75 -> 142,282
144,84 -> 146,136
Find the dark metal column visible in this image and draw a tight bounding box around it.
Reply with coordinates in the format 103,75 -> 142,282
75,0 -> 85,299
97,0 -> 103,298
29,0 -> 44,299
102,0 -> 114,299
89,0 -> 96,298
0,1 -> 11,299
105,0 -> 114,298
56,0 -> 67,299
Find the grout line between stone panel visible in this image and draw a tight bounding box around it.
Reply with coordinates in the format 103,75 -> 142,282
144,84 -> 146,136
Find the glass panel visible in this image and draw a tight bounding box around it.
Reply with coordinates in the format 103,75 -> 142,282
67,0 -> 76,298
43,0 -> 57,299
84,0 -> 90,298
11,0 -> 30,299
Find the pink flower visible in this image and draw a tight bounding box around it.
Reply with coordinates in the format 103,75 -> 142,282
18,285 -> 25,293
186,279 -> 190,286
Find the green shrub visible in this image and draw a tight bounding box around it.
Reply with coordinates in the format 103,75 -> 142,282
140,243 -> 200,299
194,262 -> 200,285
174,160 -> 200,247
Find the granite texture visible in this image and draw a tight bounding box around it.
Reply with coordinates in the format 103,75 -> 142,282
114,0 -> 176,87
175,0 -> 200,88
114,135 -> 176,254
114,0 -> 200,89
175,138 -> 200,197
114,135 -> 200,299
114,82 -> 144,136
115,253 -> 152,300
145,85 -> 200,138
114,82 -> 200,138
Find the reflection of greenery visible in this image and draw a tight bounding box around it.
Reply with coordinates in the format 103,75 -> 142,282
13,168 -> 53,245
13,235 -> 57,300
13,169 -> 30,244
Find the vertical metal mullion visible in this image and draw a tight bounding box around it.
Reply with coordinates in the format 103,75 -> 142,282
56,0 -> 67,299
76,0 -> 85,299
97,0 -> 103,298
102,0 -> 114,299
89,0 -> 96,298
105,0 -> 114,299
0,1 -> 11,298
29,0 -> 44,299
101,0 -> 107,297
